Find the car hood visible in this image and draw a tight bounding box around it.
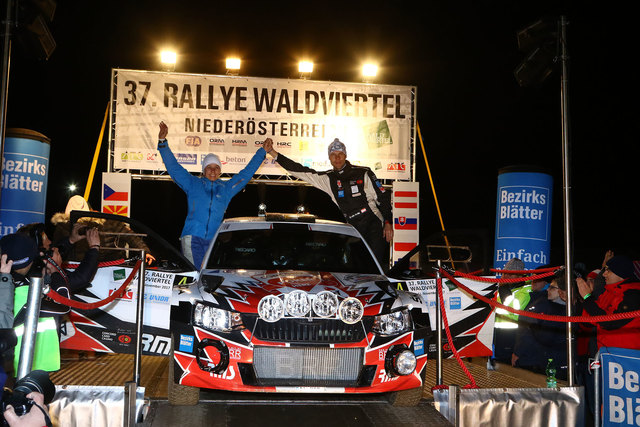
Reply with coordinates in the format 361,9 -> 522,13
199,269 -> 397,315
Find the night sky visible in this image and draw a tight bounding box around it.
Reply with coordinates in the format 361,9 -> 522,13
3,1 -> 638,270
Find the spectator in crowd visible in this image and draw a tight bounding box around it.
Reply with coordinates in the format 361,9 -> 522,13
50,195 -> 155,265
1,225 -> 100,373
511,266 -> 552,368
511,272 -> 567,378
0,233 -> 39,380
493,257 -> 531,364
157,121 -> 267,268
264,137 -> 393,268
576,254 -> 640,423
577,254 -> 640,351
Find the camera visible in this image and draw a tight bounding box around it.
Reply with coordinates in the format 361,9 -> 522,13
1,370 -> 55,423
0,329 -> 17,354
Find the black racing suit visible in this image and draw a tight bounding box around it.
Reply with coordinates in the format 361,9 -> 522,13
276,154 -> 393,267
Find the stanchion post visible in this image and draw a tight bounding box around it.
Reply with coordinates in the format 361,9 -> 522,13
559,15 -> 575,387
123,381 -> 137,427
593,350 -> 601,427
436,260 -> 443,385
16,275 -> 44,379
134,250 -> 146,384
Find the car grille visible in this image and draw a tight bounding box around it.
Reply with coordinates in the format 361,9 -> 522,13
253,346 -> 363,386
247,317 -> 366,343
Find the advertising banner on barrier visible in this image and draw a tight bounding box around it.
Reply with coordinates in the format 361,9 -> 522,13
110,69 -> 415,180
60,266 -> 198,356
403,277 -> 496,357
601,346 -> 640,426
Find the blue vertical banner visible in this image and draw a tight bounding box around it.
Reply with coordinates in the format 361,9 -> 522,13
494,166 -> 553,270
0,129 -> 51,236
601,347 -> 640,426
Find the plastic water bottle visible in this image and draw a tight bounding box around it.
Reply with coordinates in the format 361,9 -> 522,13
545,358 -> 557,388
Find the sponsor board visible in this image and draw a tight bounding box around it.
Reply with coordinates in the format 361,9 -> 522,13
60,266 -> 198,356
601,347 -> 640,426
403,277 -> 496,357
111,69 -> 414,179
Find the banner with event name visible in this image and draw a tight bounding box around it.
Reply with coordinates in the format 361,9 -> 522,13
403,277 -> 497,357
111,69 -> 415,180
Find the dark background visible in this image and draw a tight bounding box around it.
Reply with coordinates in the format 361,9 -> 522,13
4,1 -> 638,271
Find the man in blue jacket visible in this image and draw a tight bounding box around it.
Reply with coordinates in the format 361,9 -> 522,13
158,122 -> 266,269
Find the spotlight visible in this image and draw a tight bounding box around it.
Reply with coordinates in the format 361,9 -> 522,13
362,63 -> 378,83
160,50 -> 177,71
226,57 -> 241,75
298,61 -> 313,79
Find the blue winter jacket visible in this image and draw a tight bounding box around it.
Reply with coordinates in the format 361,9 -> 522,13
158,140 -> 266,240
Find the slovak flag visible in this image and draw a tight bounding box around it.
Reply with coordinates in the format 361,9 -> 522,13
395,216 -> 417,230
104,184 -> 128,201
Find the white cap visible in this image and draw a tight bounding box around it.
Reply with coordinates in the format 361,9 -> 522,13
202,153 -> 221,173
65,195 -> 90,215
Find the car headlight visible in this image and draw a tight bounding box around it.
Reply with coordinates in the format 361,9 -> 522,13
312,291 -> 339,318
285,290 -> 311,317
258,295 -> 284,323
372,309 -> 412,336
193,303 -> 243,332
338,297 -> 364,324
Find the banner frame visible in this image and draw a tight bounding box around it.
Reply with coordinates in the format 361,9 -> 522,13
107,68 -> 417,185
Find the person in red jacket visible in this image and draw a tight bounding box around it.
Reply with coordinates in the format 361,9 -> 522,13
577,255 -> 640,351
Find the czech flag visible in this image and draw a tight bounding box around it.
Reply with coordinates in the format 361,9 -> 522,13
104,184 -> 128,201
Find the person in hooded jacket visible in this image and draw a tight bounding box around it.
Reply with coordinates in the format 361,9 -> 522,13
157,122 -> 267,269
512,273 -> 568,379
577,255 -> 640,351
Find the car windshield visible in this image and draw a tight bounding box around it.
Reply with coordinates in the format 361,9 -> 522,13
206,226 -> 380,273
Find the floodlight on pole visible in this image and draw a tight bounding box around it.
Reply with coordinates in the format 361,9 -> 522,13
362,63 -> 378,83
160,50 -> 176,71
298,61 -> 313,79
226,57 -> 241,75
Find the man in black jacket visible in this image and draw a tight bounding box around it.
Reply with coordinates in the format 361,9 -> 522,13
264,138 -> 393,268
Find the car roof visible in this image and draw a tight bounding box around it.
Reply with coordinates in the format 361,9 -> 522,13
220,215 -> 360,236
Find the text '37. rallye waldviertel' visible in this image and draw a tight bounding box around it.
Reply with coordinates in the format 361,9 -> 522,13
169,213 -> 431,406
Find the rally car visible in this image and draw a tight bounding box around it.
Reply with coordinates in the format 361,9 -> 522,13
169,213 -> 431,406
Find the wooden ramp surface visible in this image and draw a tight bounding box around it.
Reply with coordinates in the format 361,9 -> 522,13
50,353 -> 560,400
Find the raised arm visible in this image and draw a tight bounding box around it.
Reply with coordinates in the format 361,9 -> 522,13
156,122 -> 198,192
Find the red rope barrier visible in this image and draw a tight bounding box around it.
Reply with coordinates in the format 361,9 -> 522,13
45,260 -> 142,310
452,269 -> 556,284
435,275 -> 478,389
490,266 -> 560,274
63,259 -> 126,269
440,268 -> 640,323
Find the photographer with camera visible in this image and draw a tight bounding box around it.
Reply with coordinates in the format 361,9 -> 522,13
2,370 -> 55,427
0,226 -> 99,373
3,391 -> 48,427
